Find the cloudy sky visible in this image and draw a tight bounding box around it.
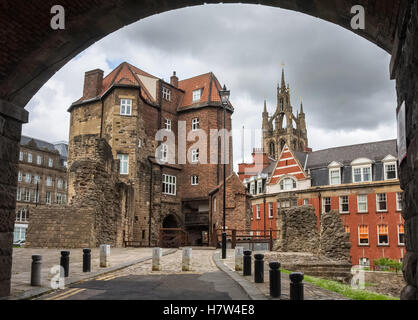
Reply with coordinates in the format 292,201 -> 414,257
23,4 -> 397,169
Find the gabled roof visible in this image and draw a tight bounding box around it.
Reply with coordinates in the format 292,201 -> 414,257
269,144 -> 307,184
21,135 -> 57,153
178,72 -> 233,111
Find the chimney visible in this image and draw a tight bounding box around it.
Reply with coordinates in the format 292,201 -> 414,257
83,69 -> 104,99
170,71 -> 178,88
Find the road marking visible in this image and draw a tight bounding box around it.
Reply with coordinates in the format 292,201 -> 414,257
44,288 -> 80,300
53,288 -> 86,300
96,274 -> 118,281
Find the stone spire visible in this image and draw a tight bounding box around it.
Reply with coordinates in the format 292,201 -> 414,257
281,67 -> 286,92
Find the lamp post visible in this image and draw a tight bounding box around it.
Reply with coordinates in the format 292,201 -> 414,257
219,84 -> 230,259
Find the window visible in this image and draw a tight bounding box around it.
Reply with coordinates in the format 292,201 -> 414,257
192,148 -> 199,163
192,118 -> 199,131
268,203 -> 274,218
303,199 -> 309,205
27,153 -> 32,163
117,154 -> 129,174
339,196 -> 349,213
359,257 -> 370,267
162,174 -> 176,195
359,225 -> 369,245
16,188 -> 21,201
63,194 -> 67,204
19,152 -> 23,161
33,189 -> 39,203
37,155 -> 42,165
33,175 -> 40,184
329,169 -> 341,185
257,180 -> 263,194
398,224 -> 405,245
322,197 -> 331,213
353,166 -> 371,182
384,163 -> 397,180
48,158 -> 53,167
164,118 -> 172,131
396,192 -> 402,211
25,173 -> 31,183
192,89 -> 201,102
16,209 -> 28,222
357,194 -> 368,213
191,175 -> 199,185
291,199 -> 298,207
46,191 -> 51,205
378,224 -> 389,245
120,99 -> 132,116
46,176 -> 52,187
56,193 -> 62,204
279,177 -> 297,191
162,87 -> 171,101
159,144 -> 168,162
250,182 -> 255,195
13,226 -> 26,243
65,180 -> 67,190
344,225 -> 350,234
256,204 -> 261,219
57,179 -> 63,189
376,193 -> 387,212
213,197 -> 217,212
24,188 -> 30,202
18,171 -> 22,182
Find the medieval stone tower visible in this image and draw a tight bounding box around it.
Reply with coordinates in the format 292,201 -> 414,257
262,68 -> 308,159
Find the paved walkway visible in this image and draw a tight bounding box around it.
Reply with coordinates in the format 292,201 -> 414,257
220,250 -> 349,300
35,249 -> 250,300
9,247 -> 175,299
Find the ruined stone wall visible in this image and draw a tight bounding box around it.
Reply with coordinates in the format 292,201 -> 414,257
320,210 -> 351,263
274,205 -> 320,254
395,0 -> 418,300
25,135 -> 131,248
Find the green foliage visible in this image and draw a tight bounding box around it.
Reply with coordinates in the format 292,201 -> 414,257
280,268 -> 399,300
373,258 -> 402,272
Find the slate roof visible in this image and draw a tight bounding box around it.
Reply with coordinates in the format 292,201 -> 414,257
306,139 -> 397,169
20,135 -> 56,152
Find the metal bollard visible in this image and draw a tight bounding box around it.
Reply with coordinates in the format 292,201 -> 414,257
269,261 -> 281,298
83,248 -> 91,272
234,247 -> 244,271
289,272 -> 304,300
30,255 -> 42,286
243,250 -> 252,276
254,254 -> 264,283
60,251 -> 70,278
100,244 -> 110,267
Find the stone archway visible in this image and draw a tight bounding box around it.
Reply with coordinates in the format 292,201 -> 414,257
162,214 -> 179,229
0,0 -> 416,299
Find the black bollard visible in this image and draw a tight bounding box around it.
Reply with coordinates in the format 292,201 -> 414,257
289,272 -> 304,300
83,248 -> 91,272
254,254 -> 264,283
221,232 -> 227,259
243,250 -> 252,276
269,261 -> 281,298
30,255 -> 42,286
60,251 -> 70,277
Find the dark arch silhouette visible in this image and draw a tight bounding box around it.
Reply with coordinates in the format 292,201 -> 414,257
162,214 -> 179,228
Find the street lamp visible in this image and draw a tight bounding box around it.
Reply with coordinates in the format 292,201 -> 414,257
219,84 -> 230,259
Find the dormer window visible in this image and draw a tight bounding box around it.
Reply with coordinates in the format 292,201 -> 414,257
192,89 -> 202,102
351,158 -> 373,183
279,177 -> 297,191
328,161 -> 343,185
162,87 -> 171,101
382,155 -> 397,180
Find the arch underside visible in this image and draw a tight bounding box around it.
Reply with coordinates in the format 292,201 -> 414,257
0,0 -> 402,108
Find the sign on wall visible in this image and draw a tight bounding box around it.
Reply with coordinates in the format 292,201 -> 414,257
397,101 -> 407,165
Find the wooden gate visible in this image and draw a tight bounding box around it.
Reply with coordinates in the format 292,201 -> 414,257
159,228 -> 188,248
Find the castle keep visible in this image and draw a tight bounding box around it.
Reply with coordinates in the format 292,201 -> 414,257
26,62 -> 251,248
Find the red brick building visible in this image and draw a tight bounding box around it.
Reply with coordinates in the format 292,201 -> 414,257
239,141 -> 404,268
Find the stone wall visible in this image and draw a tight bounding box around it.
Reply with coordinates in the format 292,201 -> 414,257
394,0 -> 418,300
320,210 -> 351,263
274,205 -> 320,254
25,135 -> 131,248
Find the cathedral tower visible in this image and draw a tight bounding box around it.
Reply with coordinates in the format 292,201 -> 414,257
262,68 -> 308,159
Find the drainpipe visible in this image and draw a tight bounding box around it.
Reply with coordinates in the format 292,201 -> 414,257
148,158 -> 153,246
318,191 -> 322,231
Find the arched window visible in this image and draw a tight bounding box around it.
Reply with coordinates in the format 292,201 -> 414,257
279,177 -> 297,191
280,140 -> 285,151
269,142 -> 275,157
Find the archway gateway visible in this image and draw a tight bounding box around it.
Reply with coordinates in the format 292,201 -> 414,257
0,1 -> 416,299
